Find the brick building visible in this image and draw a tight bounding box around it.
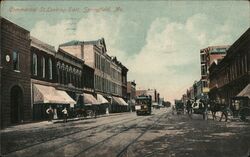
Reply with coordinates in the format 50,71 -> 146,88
200,45 -> 230,96
209,28 -> 250,105
1,18 -> 32,127
30,37 -> 77,120
59,38 -> 129,112
127,81 -> 136,111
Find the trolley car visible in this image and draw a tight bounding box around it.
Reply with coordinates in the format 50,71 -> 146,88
135,95 -> 152,115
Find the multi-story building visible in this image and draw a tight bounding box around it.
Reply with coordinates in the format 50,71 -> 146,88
200,45 -> 230,96
1,18 -> 32,127
127,81 -> 137,101
127,81 -> 136,111
30,37 -> 77,120
209,28 -> 250,105
136,89 -> 147,97
59,38 -> 128,112
121,65 -> 128,101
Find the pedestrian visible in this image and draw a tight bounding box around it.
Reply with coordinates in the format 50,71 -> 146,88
46,106 -> 53,122
62,107 -> 68,123
171,105 -> 175,115
186,99 -> 192,116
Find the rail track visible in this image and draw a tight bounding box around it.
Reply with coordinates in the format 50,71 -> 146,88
116,112 -> 167,157
73,112 -> 167,157
3,114 -> 140,156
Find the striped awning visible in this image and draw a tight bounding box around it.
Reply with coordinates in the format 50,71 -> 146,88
119,98 -> 128,106
83,93 -> 99,105
112,96 -> 128,106
112,96 -> 123,106
33,84 -> 76,107
97,94 -> 109,104
237,84 -> 250,99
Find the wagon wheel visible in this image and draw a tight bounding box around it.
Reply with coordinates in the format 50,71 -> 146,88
238,107 -> 250,122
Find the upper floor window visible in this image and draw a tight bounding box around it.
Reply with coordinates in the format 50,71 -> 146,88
42,57 -> 45,78
49,58 -> 52,79
33,53 -> 37,75
13,51 -> 19,71
201,64 -> 207,76
200,54 -> 206,63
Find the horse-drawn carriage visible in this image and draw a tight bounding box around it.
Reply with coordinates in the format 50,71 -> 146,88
175,100 -> 184,115
231,97 -> 250,121
74,104 -> 99,119
188,99 -> 208,120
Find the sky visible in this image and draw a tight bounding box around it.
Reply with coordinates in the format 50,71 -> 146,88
1,1 -> 249,103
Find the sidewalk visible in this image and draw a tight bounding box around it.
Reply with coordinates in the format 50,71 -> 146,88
1,112 -> 133,132
53,111 -> 129,123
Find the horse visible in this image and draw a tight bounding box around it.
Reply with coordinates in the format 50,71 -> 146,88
208,101 -> 231,121
208,101 -> 221,120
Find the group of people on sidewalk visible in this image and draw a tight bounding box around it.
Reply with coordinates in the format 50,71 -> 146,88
46,106 -> 68,123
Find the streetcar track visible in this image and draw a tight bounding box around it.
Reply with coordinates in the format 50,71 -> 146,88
3,114 -> 140,156
73,112 -> 167,157
116,113 -> 168,157
35,116 -> 148,157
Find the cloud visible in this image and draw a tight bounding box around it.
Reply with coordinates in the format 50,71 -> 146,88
31,13 -> 127,62
30,12 -> 248,103
127,13 -> 245,102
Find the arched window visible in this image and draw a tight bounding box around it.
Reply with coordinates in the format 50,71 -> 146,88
49,58 -> 52,79
33,53 -> 37,76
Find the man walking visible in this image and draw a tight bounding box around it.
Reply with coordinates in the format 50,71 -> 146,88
186,99 -> 192,115
62,107 -> 68,123
46,106 -> 53,122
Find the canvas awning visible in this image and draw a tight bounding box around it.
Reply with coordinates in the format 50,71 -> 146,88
97,94 -> 109,104
57,90 -> 76,107
119,98 -> 128,106
112,96 -> 123,106
33,84 -> 76,107
83,93 -> 99,105
237,84 -> 250,99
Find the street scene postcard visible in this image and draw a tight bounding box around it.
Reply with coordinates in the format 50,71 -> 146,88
0,0 -> 250,157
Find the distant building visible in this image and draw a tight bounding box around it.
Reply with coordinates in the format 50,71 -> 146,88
127,81 -> 136,111
200,45 -> 230,95
209,28 -> 250,104
136,89 -> 147,97
127,81 -> 137,101
136,89 -> 159,104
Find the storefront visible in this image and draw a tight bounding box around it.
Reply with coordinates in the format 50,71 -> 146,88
32,84 -> 76,120
111,96 -> 128,113
97,94 -> 109,114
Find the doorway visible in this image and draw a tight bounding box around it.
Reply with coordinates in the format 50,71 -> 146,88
10,85 -> 24,123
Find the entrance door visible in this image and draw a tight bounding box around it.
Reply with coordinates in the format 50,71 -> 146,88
10,86 -> 23,123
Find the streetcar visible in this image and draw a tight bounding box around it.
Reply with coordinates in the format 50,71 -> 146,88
135,95 -> 152,115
